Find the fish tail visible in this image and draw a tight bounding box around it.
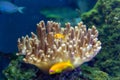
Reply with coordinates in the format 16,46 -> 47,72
18,7 -> 25,14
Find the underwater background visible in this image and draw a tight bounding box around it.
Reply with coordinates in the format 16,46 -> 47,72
0,0 -> 120,80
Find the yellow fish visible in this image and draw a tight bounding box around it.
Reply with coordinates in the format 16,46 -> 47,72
49,60 -> 74,75
54,33 -> 65,39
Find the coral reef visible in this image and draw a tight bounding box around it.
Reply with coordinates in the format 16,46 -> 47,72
3,56 -> 37,80
80,65 -> 110,80
81,0 -> 120,78
17,20 -> 101,73
3,58 -> 111,80
3,56 -> 82,80
2,0 -> 120,79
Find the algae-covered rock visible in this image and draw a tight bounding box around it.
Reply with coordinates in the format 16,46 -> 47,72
81,0 -> 120,79
80,65 -> 110,80
3,56 -> 37,80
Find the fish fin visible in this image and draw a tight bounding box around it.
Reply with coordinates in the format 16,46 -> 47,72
56,69 -> 61,73
71,64 -> 74,69
18,7 -> 25,14
67,60 -> 74,69
67,60 -> 71,63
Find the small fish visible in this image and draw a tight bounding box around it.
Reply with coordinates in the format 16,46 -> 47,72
49,60 -> 74,75
54,33 -> 65,39
0,1 -> 25,14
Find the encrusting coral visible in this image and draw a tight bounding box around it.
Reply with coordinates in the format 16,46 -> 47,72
17,20 -> 101,73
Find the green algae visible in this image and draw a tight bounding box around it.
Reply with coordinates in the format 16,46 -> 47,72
81,0 -> 120,79
3,56 -> 37,80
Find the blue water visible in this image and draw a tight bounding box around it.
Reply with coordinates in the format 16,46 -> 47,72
0,0 -> 97,80
0,0 -> 96,53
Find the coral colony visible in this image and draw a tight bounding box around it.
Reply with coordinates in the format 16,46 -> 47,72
17,20 -> 101,74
